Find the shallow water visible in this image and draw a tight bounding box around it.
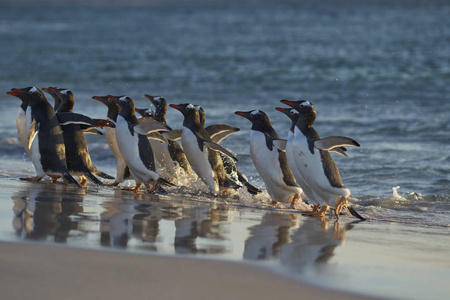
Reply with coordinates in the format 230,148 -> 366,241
0,178 -> 449,300
0,1 -> 449,299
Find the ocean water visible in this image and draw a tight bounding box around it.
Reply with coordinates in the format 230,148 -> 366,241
0,1 -> 449,299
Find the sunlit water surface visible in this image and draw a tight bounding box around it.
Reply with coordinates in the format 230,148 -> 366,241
0,1 -> 449,299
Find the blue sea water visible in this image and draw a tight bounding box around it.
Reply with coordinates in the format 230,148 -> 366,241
0,1 -> 449,298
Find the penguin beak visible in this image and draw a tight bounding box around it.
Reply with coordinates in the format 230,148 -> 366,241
42,88 -> 50,93
234,111 -> 250,119
92,96 -> 107,102
7,91 -> 18,96
275,107 -> 289,114
169,104 -> 182,111
10,88 -> 25,95
280,99 -> 296,107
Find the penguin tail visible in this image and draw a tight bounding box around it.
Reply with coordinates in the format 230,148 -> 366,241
86,173 -> 104,186
63,173 -> 81,188
347,205 -> 366,221
94,170 -> 115,180
159,178 -> 177,187
244,182 -> 262,195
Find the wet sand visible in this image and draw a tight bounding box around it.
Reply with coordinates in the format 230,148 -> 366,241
0,241 -> 382,300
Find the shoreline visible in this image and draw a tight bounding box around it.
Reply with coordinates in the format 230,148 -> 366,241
0,240 -> 382,300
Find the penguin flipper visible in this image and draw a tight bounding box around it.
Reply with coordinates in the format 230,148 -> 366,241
147,132 -> 169,144
63,172 -> 81,188
83,128 -> 103,135
346,205 -> 366,221
94,170 -> 115,180
272,139 -> 287,151
57,112 -> 96,127
314,136 -> 360,151
203,140 -> 238,162
205,124 -> 240,144
330,147 -> 348,157
86,172 -> 104,186
134,119 -> 170,135
162,129 -> 182,140
27,119 -> 38,149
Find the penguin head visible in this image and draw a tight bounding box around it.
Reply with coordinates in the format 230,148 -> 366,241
7,87 -> 32,104
193,105 -> 206,126
54,89 -> 75,113
9,87 -> 46,107
235,110 -> 271,128
275,107 -> 299,123
145,95 -> 167,121
169,103 -> 197,117
92,95 -> 121,120
280,99 -> 316,125
114,96 -> 135,117
135,107 -> 155,118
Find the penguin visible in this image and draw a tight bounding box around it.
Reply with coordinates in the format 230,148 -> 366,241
280,99 -> 364,220
194,105 -> 261,195
113,96 -> 171,193
234,110 -> 304,209
49,88 -> 113,185
135,107 -> 154,118
7,88 -> 45,180
144,95 -> 193,179
92,95 -> 131,186
169,103 -> 238,196
10,87 -> 80,187
275,106 -> 349,206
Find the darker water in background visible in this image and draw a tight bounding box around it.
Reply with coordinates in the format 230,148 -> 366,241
0,1 -> 449,225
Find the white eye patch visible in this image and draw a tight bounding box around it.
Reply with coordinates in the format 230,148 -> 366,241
153,96 -> 161,101
61,90 -> 69,95
186,104 -> 195,110
290,109 -> 299,115
119,96 -> 128,101
29,87 -> 38,93
300,101 -> 311,107
250,110 -> 261,116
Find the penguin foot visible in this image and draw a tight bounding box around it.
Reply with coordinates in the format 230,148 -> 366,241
304,204 -> 320,215
122,183 -> 142,193
221,188 -> 230,195
20,176 -> 43,182
106,181 -> 120,187
146,181 -> 158,194
78,177 -> 87,186
313,205 -> 329,218
290,194 -> 301,209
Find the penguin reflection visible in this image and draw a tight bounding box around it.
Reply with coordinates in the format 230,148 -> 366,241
280,218 -> 357,272
243,212 -> 299,260
100,189 -> 161,249
174,206 -> 230,254
11,183 -> 84,242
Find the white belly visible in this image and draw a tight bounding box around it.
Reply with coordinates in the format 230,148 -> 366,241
181,127 -> 218,195
292,129 -> 349,207
249,130 -> 301,203
105,127 -> 128,182
115,116 -> 158,184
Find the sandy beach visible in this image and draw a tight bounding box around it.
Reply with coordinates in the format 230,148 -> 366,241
0,241 -> 383,300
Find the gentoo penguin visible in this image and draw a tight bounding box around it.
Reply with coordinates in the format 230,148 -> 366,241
10,87 -> 80,187
194,105 -> 261,195
234,110 -> 304,208
92,95 -> 131,186
113,96 -> 171,193
49,88 -> 113,185
280,99 -> 364,220
7,88 -> 45,180
169,103 -> 238,196
144,95 -> 193,179
275,106 -> 348,205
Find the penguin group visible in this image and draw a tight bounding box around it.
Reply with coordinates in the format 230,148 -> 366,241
7,87 -> 364,220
